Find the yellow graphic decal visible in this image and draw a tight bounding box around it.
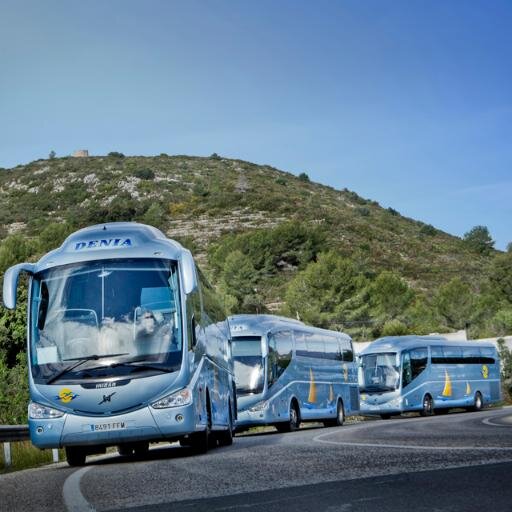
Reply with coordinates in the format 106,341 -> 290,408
329,384 -> 335,403
465,382 -> 471,396
482,365 -> 489,379
442,370 -> 452,397
58,388 -> 78,403
308,368 -> 317,403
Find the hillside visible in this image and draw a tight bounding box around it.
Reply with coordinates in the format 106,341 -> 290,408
0,154 -> 489,285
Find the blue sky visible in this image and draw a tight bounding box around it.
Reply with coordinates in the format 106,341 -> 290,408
1,1 -> 511,249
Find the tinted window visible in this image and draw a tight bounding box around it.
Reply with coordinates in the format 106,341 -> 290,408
267,332 -> 292,386
402,348 -> 428,387
324,337 -> 340,360
409,347 -> 428,380
295,331 -> 307,357
431,345 -> 495,365
306,333 -> 325,359
402,352 -> 412,388
462,346 -> 481,364
275,331 -> 293,371
480,347 -> 496,364
431,346 -> 444,364
340,338 -> 354,362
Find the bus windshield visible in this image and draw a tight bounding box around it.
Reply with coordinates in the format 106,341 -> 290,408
29,258 -> 182,383
360,352 -> 400,392
232,336 -> 264,396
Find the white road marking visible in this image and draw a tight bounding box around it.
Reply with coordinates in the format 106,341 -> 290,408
312,430 -> 512,451
63,466 -> 95,512
482,415 -> 512,427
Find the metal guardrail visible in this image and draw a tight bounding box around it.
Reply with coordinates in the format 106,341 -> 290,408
0,425 -> 36,469
0,425 -> 29,443
1,425 -> 59,468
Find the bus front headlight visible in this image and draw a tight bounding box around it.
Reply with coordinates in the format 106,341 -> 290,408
29,402 -> 65,419
249,401 -> 269,412
152,389 -> 192,409
388,397 -> 402,408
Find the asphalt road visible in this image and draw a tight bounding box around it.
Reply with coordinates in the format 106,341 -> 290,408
1,407 -> 512,512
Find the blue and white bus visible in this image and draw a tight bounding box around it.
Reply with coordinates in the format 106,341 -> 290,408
2,222 -> 235,465
229,314 -> 360,432
359,336 -> 501,419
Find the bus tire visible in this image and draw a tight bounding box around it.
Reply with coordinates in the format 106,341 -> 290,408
420,394 -> 434,417
276,400 -> 300,433
472,391 -> 483,412
66,446 -> 86,467
217,402 -> 234,447
190,392 -> 212,454
118,444 -> 133,457
133,441 -> 149,457
380,414 -> 391,420
323,399 -> 345,427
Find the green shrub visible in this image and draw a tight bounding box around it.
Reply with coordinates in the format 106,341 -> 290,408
381,319 -> 409,336
420,224 -> 436,236
134,168 -> 155,180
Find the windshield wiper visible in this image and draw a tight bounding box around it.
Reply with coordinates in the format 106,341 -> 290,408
361,385 -> 396,393
46,353 -> 129,385
109,360 -> 176,374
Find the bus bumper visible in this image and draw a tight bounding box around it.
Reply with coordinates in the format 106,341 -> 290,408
29,403 -> 198,449
359,399 -> 402,417
236,408 -> 277,428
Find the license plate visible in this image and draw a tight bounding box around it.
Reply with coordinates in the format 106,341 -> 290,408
83,421 -> 132,432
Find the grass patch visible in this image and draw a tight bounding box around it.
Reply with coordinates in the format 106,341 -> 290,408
0,441 -> 64,473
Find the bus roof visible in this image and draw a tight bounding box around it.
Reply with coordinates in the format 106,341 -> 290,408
34,222 -> 185,272
228,314 -> 351,340
359,335 -> 497,355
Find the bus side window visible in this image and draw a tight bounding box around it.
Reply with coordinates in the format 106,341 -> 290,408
37,281 -> 49,330
402,352 -> 412,387
186,288 -> 201,350
480,347 -> 496,364
268,331 -> 293,387
431,346 -> 444,364
324,337 -> 339,360
340,339 -> 354,362
410,348 -> 428,379
306,333 -> 324,359
295,331 -> 307,357
267,335 -> 278,387
275,331 -> 292,372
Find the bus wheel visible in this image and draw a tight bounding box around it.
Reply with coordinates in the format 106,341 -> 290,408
420,394 -> 434,417
118,444 -> 133,457
276,401 -> 300,433
217,403 -> 234,447
380,414 -> 391,420
133,441 -> 149,457
66,446 -> 86,467
472,392 -> 483,412
324,399 -> 345,427
190,394 -> 212,454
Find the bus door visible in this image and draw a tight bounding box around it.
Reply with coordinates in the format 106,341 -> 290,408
267,331 -> 293,413
401,347 -> 428,406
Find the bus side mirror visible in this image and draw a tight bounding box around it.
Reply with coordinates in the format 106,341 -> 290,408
2,263 -> 36,309
181,250 -> 198,295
